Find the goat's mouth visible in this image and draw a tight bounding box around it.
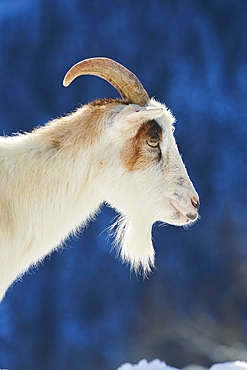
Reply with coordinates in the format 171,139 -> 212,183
169,200 -> 198,224
170,202 -> 189,224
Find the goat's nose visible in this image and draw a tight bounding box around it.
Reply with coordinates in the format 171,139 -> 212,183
191,196 -> 200,211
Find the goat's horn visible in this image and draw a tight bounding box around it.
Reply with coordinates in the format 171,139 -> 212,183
63,57 -> 150,106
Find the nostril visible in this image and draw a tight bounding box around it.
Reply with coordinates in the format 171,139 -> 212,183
186,212 -> 198,221
191,196 -> 200,210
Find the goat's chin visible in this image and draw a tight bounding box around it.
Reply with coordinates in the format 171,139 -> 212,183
110,203 -> 198,275
157,209 -> 189,226
159,214 -> 196,226
167,216 -> 190,226
160,214 -> 198,227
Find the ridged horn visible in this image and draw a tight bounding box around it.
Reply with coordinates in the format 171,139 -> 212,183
63,57 -> 150,107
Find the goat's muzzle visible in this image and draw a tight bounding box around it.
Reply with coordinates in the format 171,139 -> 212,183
186,196 -> 200,221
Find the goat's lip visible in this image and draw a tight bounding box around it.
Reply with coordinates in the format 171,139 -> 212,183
169,200 -> 189,223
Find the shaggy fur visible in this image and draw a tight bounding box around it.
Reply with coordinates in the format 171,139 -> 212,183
0,97 -> 199,301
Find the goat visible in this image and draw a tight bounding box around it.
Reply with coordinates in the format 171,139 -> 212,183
0,58 -> 199,301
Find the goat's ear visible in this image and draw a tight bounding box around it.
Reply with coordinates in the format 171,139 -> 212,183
112,104 -> 164,134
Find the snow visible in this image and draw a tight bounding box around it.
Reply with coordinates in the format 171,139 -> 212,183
117,359 -> 178,370
117,360 -> 247,370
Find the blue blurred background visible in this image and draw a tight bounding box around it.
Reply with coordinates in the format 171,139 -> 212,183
0,0 -> 247,369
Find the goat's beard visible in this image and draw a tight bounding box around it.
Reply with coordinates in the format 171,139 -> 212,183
111,215 -> 154,276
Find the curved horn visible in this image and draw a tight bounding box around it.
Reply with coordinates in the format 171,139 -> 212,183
63,57 -> 150,106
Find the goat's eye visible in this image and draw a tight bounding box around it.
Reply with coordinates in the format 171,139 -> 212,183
147,140 -> 159,148
172,126 -> 175,133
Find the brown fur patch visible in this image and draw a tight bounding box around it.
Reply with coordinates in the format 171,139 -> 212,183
121,120 -> 162,171
80,99 -> 129,146
34,98 -> 129,152
49,138 -> 61,150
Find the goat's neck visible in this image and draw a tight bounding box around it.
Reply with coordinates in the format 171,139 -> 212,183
0,105 -> 109,299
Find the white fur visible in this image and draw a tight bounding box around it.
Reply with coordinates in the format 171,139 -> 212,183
0,96 -> 199,301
